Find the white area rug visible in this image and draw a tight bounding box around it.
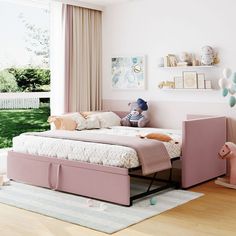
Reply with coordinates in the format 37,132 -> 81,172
0,182 -> 203,234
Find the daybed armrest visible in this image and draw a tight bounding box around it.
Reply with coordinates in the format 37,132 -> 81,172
182,116 -> 226,188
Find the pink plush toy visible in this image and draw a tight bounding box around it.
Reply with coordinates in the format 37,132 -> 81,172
218,142 -> 236,185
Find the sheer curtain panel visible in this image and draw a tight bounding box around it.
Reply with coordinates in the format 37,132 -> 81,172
64,5 -> 102,112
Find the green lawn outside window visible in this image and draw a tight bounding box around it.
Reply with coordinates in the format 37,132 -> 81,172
0,103 -> 50,148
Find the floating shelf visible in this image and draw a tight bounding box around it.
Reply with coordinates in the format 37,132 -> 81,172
159,66 -> 215,69
160,88 -> 216,91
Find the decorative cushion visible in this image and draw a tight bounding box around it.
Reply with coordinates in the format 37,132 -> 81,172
86,111 -> 121,128
48,116 -> 77,131
76,116 -> 100,130
141,133 -> 173,142
48,113 -> 84,131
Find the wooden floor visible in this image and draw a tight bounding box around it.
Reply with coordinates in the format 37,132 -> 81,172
0,181 -> 236,236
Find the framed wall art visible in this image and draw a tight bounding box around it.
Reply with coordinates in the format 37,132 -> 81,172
111,55 -> 146,89
183,71 -> 197,89
174,76 -> 184,89
205,80 -> 212,89
197,73 -> 205,89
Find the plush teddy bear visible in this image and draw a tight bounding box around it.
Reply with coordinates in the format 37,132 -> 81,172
121,98 -> 149,127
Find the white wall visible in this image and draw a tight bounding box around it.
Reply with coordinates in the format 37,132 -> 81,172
102,0 -> 236,103
50,1 -> 65,115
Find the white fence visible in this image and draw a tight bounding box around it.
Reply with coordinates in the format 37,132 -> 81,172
0,92 -> 50,109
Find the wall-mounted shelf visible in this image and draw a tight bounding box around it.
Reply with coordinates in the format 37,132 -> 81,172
160,88 -> 216,91
159,66 -> 216,69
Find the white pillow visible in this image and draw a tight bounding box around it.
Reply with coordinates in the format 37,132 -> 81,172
75,115 -> 87,130
85,116 -> 100,129
87,112 -> 121,128
75,113 -> 100,130
59,113 -> 86,130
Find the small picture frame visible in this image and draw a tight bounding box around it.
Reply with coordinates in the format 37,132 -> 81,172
174,76 -> 184,89
205,80 -> 212,89
197,73 -> 205,89
183,71 -> 197,89
168,54 -> 178,67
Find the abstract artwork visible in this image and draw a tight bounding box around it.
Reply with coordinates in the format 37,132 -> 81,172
111,56 -> 145,89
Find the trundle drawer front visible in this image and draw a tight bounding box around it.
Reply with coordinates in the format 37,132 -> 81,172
7,155 -> 51,188
7,152 -> 131,206
57,165 -> 130,205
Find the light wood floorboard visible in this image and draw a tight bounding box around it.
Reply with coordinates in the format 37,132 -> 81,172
0,181 -> 235,236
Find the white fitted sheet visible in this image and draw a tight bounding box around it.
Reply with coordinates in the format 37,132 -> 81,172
13,126 -> 182,169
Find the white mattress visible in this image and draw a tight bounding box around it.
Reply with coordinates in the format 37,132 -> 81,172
13,126 -> 182,169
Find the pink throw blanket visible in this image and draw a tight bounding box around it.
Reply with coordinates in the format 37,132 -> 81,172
26,130 -> 172,175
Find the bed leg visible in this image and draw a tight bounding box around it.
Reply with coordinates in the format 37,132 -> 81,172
147,172 -> 157,192
169,168 -> 172,182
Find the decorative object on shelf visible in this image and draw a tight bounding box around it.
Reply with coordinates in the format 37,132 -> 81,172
205,80 -> 212,89
174,76 -> 184,89
111,55 -> 146,89
158,57 -> 164,67
183,71 -> 197,89
200,45 -> 214,65
218,68 -> 236,107
164,56 -> 170,67
213,52 -> 220,64
177,62 -> 188,67
197,73 -> 205,89
179,52 -> 189,63
163,54 -> 178,67
158,81 -> 175,89
162,65 -> 214,69
168,54 -> 178,67
160,46 -> 219,68
192,54 -> 200,66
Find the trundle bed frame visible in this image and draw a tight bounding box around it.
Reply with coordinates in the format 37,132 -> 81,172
7,115 -> 226,206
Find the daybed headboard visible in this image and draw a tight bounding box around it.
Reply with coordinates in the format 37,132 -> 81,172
113,111 -> 129,119
104,99 -> 236,142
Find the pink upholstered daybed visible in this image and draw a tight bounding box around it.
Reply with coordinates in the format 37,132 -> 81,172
7,113 -> 226,206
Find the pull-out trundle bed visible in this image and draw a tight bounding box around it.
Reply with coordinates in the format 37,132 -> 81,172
7,115 -> 226,206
